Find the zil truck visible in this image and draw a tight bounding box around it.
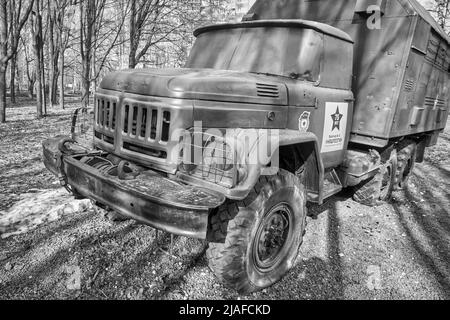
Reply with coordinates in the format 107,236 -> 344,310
42,0 -> 449,293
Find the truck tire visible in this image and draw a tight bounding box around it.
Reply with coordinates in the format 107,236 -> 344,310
206,169 -> 307,294
353,150 -> 397,207
394,140 -> 417,190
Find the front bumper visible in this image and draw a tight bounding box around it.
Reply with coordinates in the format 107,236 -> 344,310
43,137 -> 226,239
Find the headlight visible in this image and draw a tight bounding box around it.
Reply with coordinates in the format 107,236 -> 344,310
179,132 -> 246,189
203,137 -> 234,172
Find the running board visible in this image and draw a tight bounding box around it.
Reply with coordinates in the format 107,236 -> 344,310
307,169 -> 343,203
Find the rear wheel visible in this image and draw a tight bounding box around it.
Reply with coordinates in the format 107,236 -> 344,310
353,150 -> 397,206
206,169 -> 307,294
394,140 -> 417,190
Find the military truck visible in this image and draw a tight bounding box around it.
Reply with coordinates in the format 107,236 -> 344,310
42,0 -> 449,293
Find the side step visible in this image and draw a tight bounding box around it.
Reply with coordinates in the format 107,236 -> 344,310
307,169 -> 343,204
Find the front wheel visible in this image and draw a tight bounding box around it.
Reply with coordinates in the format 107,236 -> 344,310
206,169 -> 307,294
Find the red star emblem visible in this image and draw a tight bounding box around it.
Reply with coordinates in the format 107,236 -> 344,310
331,107 -> 343,131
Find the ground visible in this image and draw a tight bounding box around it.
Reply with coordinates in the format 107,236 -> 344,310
0,98 -> 449,300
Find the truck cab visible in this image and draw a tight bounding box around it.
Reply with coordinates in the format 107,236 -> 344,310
187,20 -> 354,169
92,20 -> 354,202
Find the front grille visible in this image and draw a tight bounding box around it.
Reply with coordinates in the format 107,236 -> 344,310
93,93 -> 184,174
96,98 -> 117,130
123,142 -> 167,159
95,97 -> 117,145
94,131 -> 114,145
122,104 -> 171,143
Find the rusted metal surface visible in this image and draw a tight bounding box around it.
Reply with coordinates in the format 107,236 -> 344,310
247,0 -> 450,145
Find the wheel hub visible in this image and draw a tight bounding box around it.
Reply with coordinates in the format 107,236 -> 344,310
254,203 -> 292,272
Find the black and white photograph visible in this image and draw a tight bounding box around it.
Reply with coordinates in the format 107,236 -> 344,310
0,0 -> 449,304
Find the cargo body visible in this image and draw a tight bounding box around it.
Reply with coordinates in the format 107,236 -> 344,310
248,0 -> 450,147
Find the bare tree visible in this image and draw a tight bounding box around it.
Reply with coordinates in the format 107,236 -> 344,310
127,0 -> 233,69
0,0 -> 233,120
8,1 -> 18,104
432,0 -> 450,31
127,0 -> 203,69
31,0 -> 44,117
55,0 -> 74,109
79,0 -> 128,107
422,0 -> 450,34
47,0 -> 59,106
0,0 -> 34,123
128,0 -> 166,69
20,35 -> 36,98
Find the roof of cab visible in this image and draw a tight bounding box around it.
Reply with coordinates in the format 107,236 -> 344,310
194,19 -> 354,43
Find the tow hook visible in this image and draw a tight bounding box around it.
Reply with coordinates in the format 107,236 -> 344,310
117,161 -> 140,180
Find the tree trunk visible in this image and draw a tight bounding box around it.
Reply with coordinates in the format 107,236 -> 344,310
34,49 -> 43,118
0,0 -> 7,123
25,59 -> 35,98
32,0 -> 43,118
52,70 -> 58,104
80,0 -> 93,108
42,37 -> 47,114
59,52 -> 64,109
128,50 -> 137,69
48,0 -> 54,107
49,64 -> 56,107
28,79 -> 34,98
48,0 -> 59,106
15,62 -> 20,94
128,0 -> 136,69
9,54 -> 16,104
0,66 -> 6,123
81,68 -> 90,107
72,73 -> 76,95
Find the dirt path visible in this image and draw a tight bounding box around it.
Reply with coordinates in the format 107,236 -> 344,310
0,101 -> 449,300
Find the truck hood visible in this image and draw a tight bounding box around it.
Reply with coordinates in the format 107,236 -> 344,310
99,68 -> 288,106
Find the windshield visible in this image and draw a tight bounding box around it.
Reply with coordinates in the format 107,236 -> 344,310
186,27 -> 323,82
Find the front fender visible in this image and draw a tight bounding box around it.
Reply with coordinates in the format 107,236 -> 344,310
179,129 -> 324,201
241,129 -> 324,201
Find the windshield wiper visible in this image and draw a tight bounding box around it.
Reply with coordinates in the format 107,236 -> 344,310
250,71 -> 301,80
